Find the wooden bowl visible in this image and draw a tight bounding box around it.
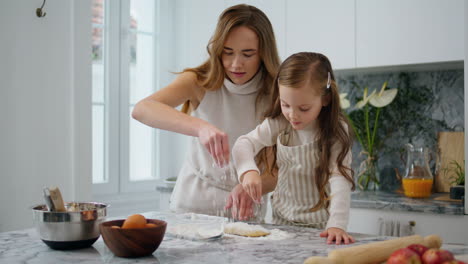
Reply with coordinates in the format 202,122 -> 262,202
100,219 -> 167,258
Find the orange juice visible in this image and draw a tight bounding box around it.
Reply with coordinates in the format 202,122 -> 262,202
402,178 -> 433,198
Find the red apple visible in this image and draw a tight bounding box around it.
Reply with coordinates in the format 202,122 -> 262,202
387,248 -> 422,264
421,248 -> 455,264
441,261 -> 467,264
407,244 -> 429,257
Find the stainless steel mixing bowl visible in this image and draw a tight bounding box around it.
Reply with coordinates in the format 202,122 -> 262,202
32,202 -> 108,250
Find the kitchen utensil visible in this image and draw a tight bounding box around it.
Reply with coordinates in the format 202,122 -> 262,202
436,132 -> 465,192
304,234 -> 441,264
401,143 -> 434,198
43,188 -> 55,211
47,187 -> 66,212
100,219 -> 167,258
32,202 -> 108,250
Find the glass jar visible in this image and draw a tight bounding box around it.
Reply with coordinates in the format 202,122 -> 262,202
402,144 -> 433,198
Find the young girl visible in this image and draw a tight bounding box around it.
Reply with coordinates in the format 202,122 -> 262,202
132,4 -> 280,220
232,52 -> 356,244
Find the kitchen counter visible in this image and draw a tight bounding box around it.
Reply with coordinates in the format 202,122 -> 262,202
157,180 -> 465,216
1,211 -> 468,264
351,191 -> 465,215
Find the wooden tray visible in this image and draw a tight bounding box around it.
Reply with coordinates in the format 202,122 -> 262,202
436,132 -> 464,193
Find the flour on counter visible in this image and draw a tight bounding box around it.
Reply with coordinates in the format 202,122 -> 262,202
168,223 -> 223,240
166,213 -> 226,240
166,213 -> 293,241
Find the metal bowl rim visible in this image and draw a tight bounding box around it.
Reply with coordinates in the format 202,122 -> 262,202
31,202 -> 109,212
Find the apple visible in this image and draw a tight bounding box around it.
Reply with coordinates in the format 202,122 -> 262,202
387,248 -> 422,264
441,261 -> 467,264
421,248 -> 455,264
407,244 -> 429,257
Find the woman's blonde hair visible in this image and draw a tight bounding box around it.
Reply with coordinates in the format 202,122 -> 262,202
181,4 -> 280,113
264,52 -> 355,212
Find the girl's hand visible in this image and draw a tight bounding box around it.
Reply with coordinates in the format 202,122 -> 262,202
224,184 -> 254,221
241,171 -> 262,203
320,227 -> 355,245
197,123 -> 230,167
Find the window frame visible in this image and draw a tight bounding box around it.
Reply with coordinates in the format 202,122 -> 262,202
92,0 -> 162,195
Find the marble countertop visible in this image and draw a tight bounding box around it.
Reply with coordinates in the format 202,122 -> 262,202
351,191 -> 465,215
157,178 -> 465,215
1,211 -> 468,264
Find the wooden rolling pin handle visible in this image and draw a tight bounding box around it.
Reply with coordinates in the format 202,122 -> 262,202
424,234 -> 442,249
303,256 -> 337,264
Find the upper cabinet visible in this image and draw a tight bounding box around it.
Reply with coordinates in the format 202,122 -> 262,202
355,0 -> 464,68
173,0 -> 464,71
285,0 -> 355,70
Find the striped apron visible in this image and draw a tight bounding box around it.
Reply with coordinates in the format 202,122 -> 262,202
271,128 -> 329,229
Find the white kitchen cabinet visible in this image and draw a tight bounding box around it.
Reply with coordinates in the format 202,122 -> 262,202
349,208 -> 468,245
356,0 -> 464,68
285,0 -> 355,69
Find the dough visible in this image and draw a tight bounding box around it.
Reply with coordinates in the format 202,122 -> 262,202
224,222 -> 270,237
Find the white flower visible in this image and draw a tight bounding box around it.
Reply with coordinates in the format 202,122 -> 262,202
339,93 -> 350,109
355,87 -> 376,109
369,81 -> 398,108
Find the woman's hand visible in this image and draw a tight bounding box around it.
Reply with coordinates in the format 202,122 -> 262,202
197,123 -> 230,167
320,227 -> 355,245
241,171 -> 262,203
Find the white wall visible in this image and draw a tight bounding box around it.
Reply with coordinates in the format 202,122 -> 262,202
0,0 -> 91,232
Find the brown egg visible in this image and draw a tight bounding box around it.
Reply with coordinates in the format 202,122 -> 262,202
122,214 -> 147,229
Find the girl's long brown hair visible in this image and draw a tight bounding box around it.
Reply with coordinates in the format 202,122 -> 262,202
181,4 -> 280,114
264,52 -> 355,212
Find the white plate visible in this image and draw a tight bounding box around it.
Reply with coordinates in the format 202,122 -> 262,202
166,213 -> 226,241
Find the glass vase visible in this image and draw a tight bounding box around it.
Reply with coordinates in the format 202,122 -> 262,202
358,155 -> 380,191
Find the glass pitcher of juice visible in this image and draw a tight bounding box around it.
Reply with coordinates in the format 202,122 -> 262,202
402,143 -> 433,198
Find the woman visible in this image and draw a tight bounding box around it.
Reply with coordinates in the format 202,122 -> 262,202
132,4 -> 280,220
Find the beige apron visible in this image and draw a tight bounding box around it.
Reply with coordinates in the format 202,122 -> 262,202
271,128 -> 329,228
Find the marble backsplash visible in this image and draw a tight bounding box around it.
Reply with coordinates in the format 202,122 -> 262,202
336,67 -> 464,191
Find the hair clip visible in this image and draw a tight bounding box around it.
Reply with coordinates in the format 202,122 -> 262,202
326,72 -> 331,89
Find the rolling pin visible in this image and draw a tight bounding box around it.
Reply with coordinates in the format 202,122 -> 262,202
304,234 -> 442,264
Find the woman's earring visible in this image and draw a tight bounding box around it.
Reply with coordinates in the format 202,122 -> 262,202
326,72 -> 331,89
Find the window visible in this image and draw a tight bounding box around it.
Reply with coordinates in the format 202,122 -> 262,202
92,0 -> 160,194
